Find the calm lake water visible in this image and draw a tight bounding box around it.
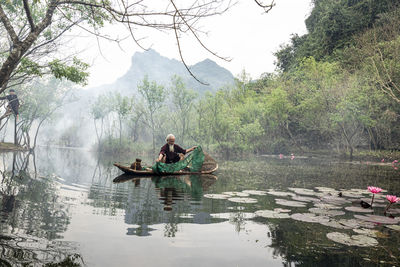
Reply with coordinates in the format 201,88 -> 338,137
0,148 -> 399,266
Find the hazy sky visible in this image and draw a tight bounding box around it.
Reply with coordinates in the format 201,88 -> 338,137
76,0 -> 313,88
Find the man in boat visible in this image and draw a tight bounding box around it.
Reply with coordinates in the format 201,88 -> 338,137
0,89 -> 20,121
156,134 -> 197,163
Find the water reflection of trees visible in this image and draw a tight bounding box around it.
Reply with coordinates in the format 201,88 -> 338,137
0,151 -> 81,266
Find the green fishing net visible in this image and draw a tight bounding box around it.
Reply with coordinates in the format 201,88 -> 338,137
151,146 -> 205,174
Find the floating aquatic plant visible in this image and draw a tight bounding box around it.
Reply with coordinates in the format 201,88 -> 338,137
353,228 -> 381,238
291,213 -> 330,223
242,190 -> 268,196
385,225 -> 400,231
203,194 -> 230,200
339,191 -> 364,199
308,208 -> 345,217
315,187 -> 337,193
314,203 -> 342,210
267,191 -> 296,197
321,219 -> 376,230
320,196 -> 351,205
273,208 -> 291,213
275,199 -> 307,207
354,214 -> 400,224
384,195 -> 400,213
227,197 -> 257,204
345,206 -> 374,213
292,195 -> 320,203
326,232 -> 378,247
255,210 -> 290,219
222,192 -> 250,197
288,188 -> 318,196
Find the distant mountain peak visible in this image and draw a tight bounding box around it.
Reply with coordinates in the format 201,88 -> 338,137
115,49 -> 233,95
192,58 -> 217,67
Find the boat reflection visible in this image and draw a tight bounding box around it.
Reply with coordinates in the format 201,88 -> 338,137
113,173 -> 217,212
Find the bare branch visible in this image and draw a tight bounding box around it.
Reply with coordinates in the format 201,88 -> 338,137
173,10 -> 208,85
254,0 -> 275,13
170,0 -> 231,62
22,0 -> 36,31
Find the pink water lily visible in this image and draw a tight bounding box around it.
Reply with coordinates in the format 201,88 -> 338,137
381,158 -> 385,162
393,160 -> 399,164
279,154 -> 284,159
385,195 -> 400,213
368,186 -> 383,207
290,153 -> 295,160
368,186 -> 382,194
386,195 -> 400,203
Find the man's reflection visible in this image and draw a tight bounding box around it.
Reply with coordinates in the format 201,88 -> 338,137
152,175 -> 217,211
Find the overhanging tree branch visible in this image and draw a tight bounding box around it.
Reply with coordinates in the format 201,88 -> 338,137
22,0 -> 36,31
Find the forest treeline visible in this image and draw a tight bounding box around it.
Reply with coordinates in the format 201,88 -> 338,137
90,0 -> 400,157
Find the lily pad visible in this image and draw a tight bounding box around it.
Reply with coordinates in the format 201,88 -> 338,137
315,187 -> 338,193
242,190 -> 268,196
320,219 -> 375,230
340,191 -> 364,198
228,197 -> 258,204
354,214 -> 400,224
267,191 -> 296,197
314,203 -> 342,210
292,195 -> 321,203
203,194 -> 230,200
320,220 -> 353,229
255,210 -> 291,219
309,208 -> 345,216
347,188 -> 370,195
371,203 -> 387,208
222,192 -> 250,197
274,208 -> 291,213
276,199 -> 307,207
385,225 -> 400,231
291,213 -> 330,223
326,232 -> 378,247
345,206 -> 373,213
353,228 -> 381,237
288,188 -> 319,196
321,196 -> 352,205
385,208 -> 400,214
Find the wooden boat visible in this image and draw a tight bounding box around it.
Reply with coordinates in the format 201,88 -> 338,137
113,162 -> 218,176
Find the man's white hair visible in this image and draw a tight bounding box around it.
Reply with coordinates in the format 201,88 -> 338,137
166,134 -> 175,142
